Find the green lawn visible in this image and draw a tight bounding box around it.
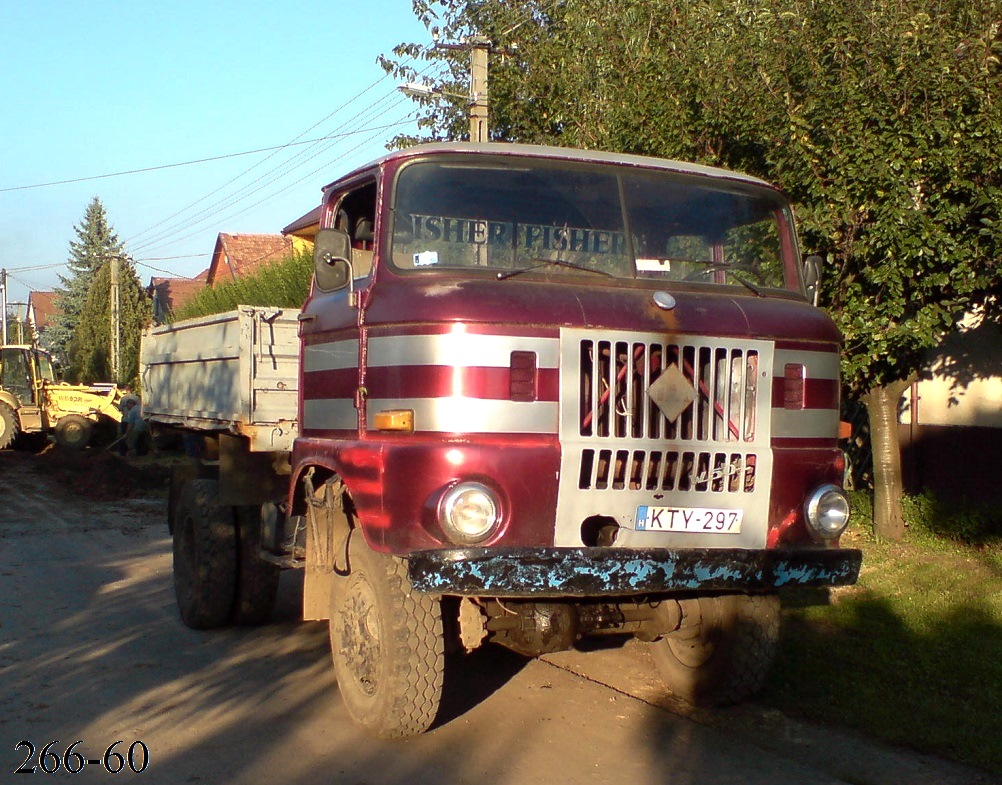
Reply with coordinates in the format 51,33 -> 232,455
761,493 -> 1002,774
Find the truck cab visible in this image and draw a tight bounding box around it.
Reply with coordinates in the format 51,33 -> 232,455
289,143 -> 860,736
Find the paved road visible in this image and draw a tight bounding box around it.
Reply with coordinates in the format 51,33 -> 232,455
0,452 -> 991,784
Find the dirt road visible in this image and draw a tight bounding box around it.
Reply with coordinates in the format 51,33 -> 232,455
0,449 -> 991,784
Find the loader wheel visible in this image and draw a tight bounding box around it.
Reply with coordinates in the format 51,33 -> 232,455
231,505 -> 280,625
54,414 -> 92,450
173,479 -> 237,629
329,529 -> 444,738
650,594 -> 780,707
0,402 -> 19,450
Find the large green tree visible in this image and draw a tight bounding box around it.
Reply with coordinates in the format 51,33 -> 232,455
67,256 -> 151,387
390,0 -> 1002,538
49,197 -> 127,376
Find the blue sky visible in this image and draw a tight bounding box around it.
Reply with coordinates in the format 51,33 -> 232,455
0,0 -> 432,305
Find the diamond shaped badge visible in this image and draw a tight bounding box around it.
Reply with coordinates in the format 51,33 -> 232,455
647,363 -> 696,422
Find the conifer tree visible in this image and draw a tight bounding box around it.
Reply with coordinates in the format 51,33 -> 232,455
48,197 -> 127,377
68,257 -> 152,387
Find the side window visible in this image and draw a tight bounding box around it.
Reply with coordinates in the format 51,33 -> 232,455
0,349 -> 33,403
330,181 -> 378,281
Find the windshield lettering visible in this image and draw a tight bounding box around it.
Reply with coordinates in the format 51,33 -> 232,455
390,159 -> 801,293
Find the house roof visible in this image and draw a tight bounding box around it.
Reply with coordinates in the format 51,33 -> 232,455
148,272 -> 208,321
283,205 -> 321,240
27,291 -> 59,330
208,233 -> 294,285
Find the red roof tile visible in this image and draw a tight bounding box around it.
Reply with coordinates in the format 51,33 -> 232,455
208,234 -> 294,285
27,291 -> 60,330
148,274 -> 207,321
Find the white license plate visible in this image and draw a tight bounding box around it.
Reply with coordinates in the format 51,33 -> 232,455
635,505 -> 743,534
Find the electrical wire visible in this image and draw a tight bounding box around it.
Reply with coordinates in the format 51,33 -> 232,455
0,127 -> 385,194
127,59 -> 437,256
123,68 -> 410,247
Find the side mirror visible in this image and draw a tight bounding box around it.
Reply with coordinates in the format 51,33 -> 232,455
803,254 -> 822,306
313,228 -> 353,292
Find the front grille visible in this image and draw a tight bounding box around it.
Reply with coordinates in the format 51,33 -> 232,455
578,339 -> 759,443
556,329 -> 774,547
578,448 -> 757,493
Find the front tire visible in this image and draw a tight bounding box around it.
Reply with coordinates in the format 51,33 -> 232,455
54,414 -> 92,450
0,402 -> 19,450
329,529 -> 444,738
172,479 -> 237,629
650,594 -> 780,707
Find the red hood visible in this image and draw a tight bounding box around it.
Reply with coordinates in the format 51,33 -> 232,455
359,275 -> 840,345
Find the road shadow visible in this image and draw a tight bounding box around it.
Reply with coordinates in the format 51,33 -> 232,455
434,644 -> 529,730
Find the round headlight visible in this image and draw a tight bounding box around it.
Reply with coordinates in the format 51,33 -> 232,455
438,482 -> 501,544
804,484 -> 851,540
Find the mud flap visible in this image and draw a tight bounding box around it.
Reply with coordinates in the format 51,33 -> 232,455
303,473 -> 351,620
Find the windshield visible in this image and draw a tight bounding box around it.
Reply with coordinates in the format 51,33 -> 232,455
389,158 -> 802,293
36,352 -> 56,382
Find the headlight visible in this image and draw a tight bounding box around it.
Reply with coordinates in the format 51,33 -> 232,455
438,482 -> 501,544
804,484 -> 851,540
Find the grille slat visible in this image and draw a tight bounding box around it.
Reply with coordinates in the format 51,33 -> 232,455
578,448 -> 758,493
579,339 -> 759,443
576,337 -> 764,495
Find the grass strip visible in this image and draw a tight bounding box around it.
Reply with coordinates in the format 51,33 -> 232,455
762,492 -> 1002,774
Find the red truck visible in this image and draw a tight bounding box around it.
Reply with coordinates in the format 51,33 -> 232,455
144,143 -> 860,739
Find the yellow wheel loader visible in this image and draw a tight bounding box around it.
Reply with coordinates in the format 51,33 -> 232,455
0,345 -> 124,450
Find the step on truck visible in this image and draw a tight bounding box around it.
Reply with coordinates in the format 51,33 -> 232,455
142,143 -> 862,739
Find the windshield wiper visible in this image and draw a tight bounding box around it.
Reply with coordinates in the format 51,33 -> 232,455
728,272 -> 765,297
496,258 -> 616,280
684,263 -> 766,297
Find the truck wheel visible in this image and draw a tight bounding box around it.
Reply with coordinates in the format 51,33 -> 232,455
0,402 -> 19,450
54,414 -> 92,450
329,529 -> 444,738
231,505 -> 280,625
173,479 -> 237,629
650,594 -> 780,707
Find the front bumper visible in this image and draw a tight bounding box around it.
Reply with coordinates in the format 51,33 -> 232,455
407,546 -> 862,598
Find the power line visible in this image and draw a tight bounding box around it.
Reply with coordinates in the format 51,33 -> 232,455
126,62 -> 436,255
124,68 -> 413,248
2,48 -> 441,291
128,105 -> 416,255
0,122 -> 409,194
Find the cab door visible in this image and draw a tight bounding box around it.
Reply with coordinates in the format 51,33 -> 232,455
298,177 -> 379,441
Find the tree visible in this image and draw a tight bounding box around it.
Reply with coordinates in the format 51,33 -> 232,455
67,256 -> 151,387
48,197 -> 127,378
390,0 -> 1002,539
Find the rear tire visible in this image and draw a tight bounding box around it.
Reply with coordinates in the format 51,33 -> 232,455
231,505 -> 280,625
329,529 -> 444,738
172,479 -> 237,629
650,594 -> 780,707
54,414 -> 92,450
0,402 -> 19,450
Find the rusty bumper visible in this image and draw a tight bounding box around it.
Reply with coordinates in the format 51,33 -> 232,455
407,546 -> 862,598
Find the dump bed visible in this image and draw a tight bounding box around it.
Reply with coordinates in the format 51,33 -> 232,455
140,306 -> 300,452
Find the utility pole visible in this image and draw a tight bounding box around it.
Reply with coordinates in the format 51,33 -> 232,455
110,255 -> 120,382
430,34 -> 493,143
1,268 -> 7,345
468,35 -> 491,143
